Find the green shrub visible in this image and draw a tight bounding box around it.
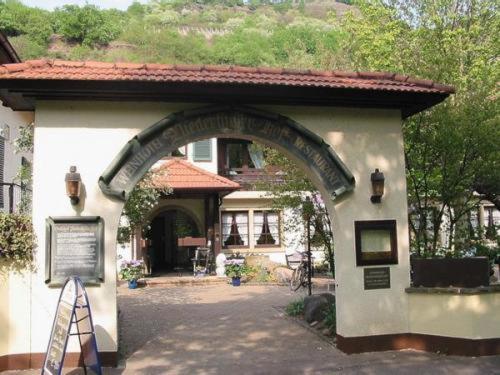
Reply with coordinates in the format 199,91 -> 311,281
9,35 -> 47,60
285,298 -> 304,317
0,213 -> 36,275
324,302 -> 336,332
53,4 -> 121,46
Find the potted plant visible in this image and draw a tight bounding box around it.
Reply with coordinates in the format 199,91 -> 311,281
225,258 -> 245,286
119,260 -> 144,289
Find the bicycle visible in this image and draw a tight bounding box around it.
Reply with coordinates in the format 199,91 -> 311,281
289,252 -> 311,291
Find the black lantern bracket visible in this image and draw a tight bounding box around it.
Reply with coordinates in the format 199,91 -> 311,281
370,168 -> 385,203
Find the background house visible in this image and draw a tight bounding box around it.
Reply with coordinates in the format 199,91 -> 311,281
0,32 -> 33,214
117,138 -> 316,273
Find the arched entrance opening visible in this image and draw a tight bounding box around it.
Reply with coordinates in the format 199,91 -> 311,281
107,105 -> 354,294
111,117 -> 345,365
148,208 -> 201,273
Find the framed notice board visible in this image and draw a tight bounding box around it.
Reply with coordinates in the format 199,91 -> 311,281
355,220 -> 398,266
45,216 -> 104,286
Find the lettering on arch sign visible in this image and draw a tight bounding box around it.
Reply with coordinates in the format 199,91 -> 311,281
99,105 -> 355,201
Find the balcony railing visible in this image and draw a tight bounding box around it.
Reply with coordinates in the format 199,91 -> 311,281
221,168 -> 284,189
0,183 -> 31,214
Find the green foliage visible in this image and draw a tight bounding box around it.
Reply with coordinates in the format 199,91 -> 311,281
0,0 -> 52,59
8,35 -> 46,60
118,170 -> 172,244
212,28 -> 276,66
0,0 -> 52,44
119,259 -> 145,281
12,123 -> 33,214
13,123 -> 34,153
338,0 -> 500,256
224,259 -> 254,278
52,4 -> 122,46
285,298 -> 304,317
0,213 -> 36,275
243,263 -> 276,282
323,301 -> 336,332
256,145 -> 335,278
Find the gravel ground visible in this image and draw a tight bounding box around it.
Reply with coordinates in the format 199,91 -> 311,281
4,283 -> 500,374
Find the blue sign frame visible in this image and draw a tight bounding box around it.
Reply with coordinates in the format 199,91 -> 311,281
42,276 -> 102,375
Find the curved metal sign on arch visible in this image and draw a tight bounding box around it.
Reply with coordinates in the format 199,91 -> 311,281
99,105 -> 355,201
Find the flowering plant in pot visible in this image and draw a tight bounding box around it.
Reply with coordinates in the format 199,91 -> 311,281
119,260 -> 144,289
225,258 -> 245,286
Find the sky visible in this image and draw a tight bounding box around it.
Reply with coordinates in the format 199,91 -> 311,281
20,0 -> 146,11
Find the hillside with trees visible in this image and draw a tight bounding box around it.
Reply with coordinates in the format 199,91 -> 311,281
1,0 -> 498,256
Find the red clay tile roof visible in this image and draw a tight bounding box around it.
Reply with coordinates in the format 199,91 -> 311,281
152,158 -> 240,191
0,59 -> 455,94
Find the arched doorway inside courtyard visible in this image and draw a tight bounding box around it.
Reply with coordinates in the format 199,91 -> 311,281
148,208 -> 202,273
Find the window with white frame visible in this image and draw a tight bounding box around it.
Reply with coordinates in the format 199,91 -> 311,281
254,211 -> 280,246
221,211 -> 249,247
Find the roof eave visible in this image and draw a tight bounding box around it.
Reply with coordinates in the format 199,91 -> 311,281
0,79 -> 451,117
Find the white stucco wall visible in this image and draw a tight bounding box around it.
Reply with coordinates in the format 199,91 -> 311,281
0,275 -> 8,357
1,100 -> 424,357
408,293 -> 500,339
264,105 -> 412,337
0,104 -> 33,358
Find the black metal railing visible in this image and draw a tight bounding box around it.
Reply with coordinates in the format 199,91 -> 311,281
0,182 -> 31,214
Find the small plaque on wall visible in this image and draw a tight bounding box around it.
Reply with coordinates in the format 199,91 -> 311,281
355,220 -> 398,266
45,216 -> 104,286
364,267 -> 391,290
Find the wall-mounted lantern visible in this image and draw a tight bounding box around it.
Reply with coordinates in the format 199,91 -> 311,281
65,166 -> 82,205
370,168 -> 385,203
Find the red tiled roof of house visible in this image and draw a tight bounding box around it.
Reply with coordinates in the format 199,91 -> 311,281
152,158 -> 240,191
0,59 -> 455,94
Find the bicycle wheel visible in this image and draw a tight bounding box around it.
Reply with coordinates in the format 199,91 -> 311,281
300,264 -> 308,287
290,264 -> 305,291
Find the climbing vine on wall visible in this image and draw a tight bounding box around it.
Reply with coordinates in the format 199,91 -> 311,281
118,169 -> 172,244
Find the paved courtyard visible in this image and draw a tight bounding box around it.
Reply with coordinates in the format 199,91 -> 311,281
5,283 -> 500,374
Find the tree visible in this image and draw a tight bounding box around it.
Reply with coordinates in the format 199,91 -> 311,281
52,4 -> 122,46
0,0 -> 53,47
337,0 -> 499,255
257,145 -> 335,277
118,170 -> 172,244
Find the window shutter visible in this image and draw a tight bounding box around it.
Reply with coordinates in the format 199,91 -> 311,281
0,137 -> 4,208
193,140 -> 212,161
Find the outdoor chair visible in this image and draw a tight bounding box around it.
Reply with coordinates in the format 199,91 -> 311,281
192,247 -> 213,276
